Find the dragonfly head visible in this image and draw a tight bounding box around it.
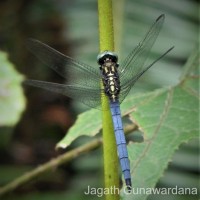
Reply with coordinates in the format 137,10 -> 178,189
97,51 -> 118,66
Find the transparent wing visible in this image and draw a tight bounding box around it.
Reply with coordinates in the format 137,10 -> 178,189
118,14 -> 165,102
26,39 -> 105,109
26,39 -> 101,88
24,80 -> 104,109
119,46 -> 174,104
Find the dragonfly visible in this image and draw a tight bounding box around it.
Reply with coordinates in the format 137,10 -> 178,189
25,14 -> 173,190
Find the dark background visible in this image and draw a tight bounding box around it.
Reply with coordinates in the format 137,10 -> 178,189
0,0 -> 199,200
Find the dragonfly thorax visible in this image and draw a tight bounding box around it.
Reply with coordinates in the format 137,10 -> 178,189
97,51 -> 120,102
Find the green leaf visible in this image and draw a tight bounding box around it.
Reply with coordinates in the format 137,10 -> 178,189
56,109 -> 101,148
0,51 -> 26,126
120,50 -> 199,199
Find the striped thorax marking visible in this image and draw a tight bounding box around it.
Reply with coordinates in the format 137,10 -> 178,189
97,51 -> 120,102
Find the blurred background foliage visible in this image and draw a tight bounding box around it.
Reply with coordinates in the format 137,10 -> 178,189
0,0 -> 199,200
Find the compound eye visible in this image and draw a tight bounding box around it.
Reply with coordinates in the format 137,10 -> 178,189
97,51 -> 118,65
107,52 -> 118,63
110,54 -> 118,63
97,55 -> 106,65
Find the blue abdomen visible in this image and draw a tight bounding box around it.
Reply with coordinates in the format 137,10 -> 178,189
110,101 -> 132,189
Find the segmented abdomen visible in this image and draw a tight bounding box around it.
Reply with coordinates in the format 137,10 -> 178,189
110,101 -> 131,187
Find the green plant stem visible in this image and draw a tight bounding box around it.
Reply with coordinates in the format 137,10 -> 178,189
97,0 -> 120,200
0,124 -> 137,197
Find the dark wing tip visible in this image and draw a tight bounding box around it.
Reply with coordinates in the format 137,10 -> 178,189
156,14 -> 165,22
25,38 -> 39,53
25,38 -> 44,50
25,38 -> 36,46
22,79 -> 37,87
165,46 -> 175,55
26,38 -> 40,43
